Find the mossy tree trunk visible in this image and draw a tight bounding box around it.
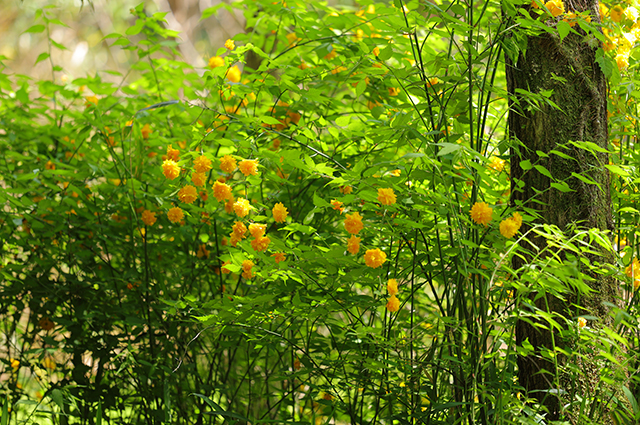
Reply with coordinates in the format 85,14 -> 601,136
505,0 -> 617,420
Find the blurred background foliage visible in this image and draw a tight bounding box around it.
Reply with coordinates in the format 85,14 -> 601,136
2,0 -> 253,79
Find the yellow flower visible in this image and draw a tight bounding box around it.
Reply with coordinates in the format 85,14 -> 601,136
545,0 -> 565,17
386,295 -> 400,312
364,248 -> 387,268
563,11 -> 578,26
577,317 -> 587,328
220,155 -> 237,173
167,207 -> 184,223
178,185 -> 198,204
340,185 -> 353,194
616,53 -> 629,71
85,95 -> 99,107
10,358 -> 19,370
225,197 -> 235,213
470,202 -> 493,226
488,156 -> 505,172
208,56 -> 225,69
196,244 -> 210,259
610,5 -> 624,22
249,223 -> 266,238
191,172 -> 207,187
233,221 -> 247,238
167,144 -> 180,161
377,188 -> 397,205
141,123 -> 152,139
373,46 -> 380,56
344,212 -> 364,234
251,235 -> 271,252
331,199 -> 345,213
234,198 -> 252,218
626,6 -> 638,20
239,159 -> 259,176
347,235 -> 361,254
511,212 -> 523,228
194,155 -> 212,173
221,261 -> 232,274
626,258 -> 640,289
225,39 -> 235,50
141,210 -> 157,226
499,218 -> 519,238
286,32 -> 300,46
272,202 -> 288,223
212,181 -> 233,202
45,160 -> 55,170
426,77 -> 439,88
273,252 -> 286,264
387,279 -> 398,296
162,159 -> 181,180
227,65 -> 242,83
242,259 -> 254,279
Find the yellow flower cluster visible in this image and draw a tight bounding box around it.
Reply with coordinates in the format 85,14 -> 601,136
167,206 -> 184,224
194,155 -> 212,173
386,279 -> 400,312
626,258 -> 640,289
178,185 -> 198,204
212,181 -> 233,202
239,159 -> 259,176
499,212 -> 523,239
242,259 -> 254,279
377,188 -> 397,206
470,202 -> 493,226
272,202 -> 288,223
364,248 -> 387,268
220,155 -> 237,173
345,212 -> 364,234
141,210 -> 156,226
162,159 -> 180,180
347,235 -> 360,254
273,252 -> 286,264
234,198 -> 252,218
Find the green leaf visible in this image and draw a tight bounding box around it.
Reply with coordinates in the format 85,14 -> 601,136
534,164 -> 552,179
436,143 -> 461,156
1,397 -> 8,425
35,53 -> 50,65
24,25 -> 45,34
550,181 -> 573,192
622,386 -> 639,416
571,172 -> 597,185
557,20 -> 571,42
520,159 -> 532,170
605,164 -> 630,176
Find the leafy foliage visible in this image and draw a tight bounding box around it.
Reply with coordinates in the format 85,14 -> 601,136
1,0 -> 640,424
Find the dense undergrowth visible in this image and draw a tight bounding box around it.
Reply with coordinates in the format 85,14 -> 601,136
2,0 -> 640,424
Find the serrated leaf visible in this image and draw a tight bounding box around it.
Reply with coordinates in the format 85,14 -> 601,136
557,20 -> 571,41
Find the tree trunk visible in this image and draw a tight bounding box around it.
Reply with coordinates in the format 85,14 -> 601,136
505,1 -> 617,420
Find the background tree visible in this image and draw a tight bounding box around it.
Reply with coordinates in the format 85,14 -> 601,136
506,0 -> 619,418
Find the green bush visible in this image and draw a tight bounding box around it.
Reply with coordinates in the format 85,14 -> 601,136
1,0 -> 640,424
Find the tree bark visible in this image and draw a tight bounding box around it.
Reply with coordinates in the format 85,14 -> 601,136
505,0 -> 617,420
